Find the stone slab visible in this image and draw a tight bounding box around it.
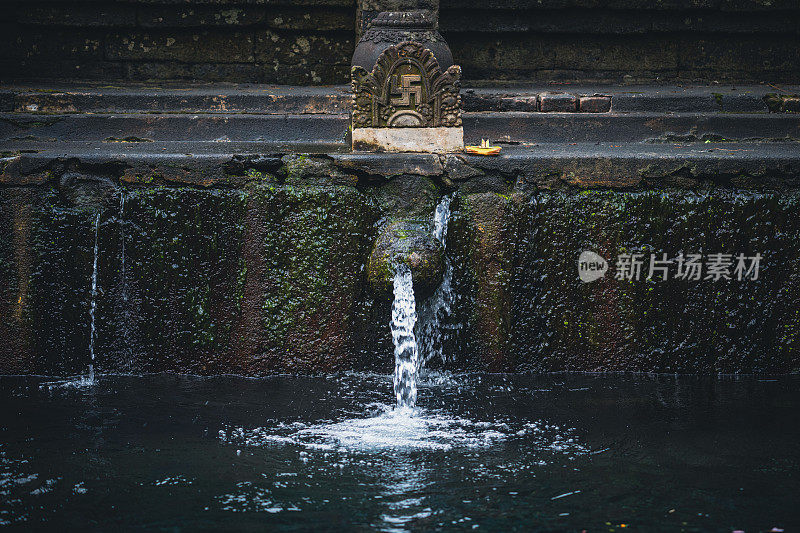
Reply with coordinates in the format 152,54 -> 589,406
352,127 -> 464,154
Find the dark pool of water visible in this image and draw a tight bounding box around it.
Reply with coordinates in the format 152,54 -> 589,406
0,373 -> 797,532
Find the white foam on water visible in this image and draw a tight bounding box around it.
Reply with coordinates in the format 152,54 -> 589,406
219,404 -> 588,456
215,481 -> 296,514
39,373 -> 97,391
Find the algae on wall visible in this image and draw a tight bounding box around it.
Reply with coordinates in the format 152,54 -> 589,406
0,181 -> 383,375
1,180 -> 799,374
229,183 -> 380,374
447,189 -> 800,373
95,187 -> 249,374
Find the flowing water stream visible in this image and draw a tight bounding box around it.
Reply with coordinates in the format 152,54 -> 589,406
86,211 -> 100,384
391,195 -> 455,410
418,195 -> 455,367
119,191 -> 127,303
391,263 -> 419,409
41,212 -> 101,390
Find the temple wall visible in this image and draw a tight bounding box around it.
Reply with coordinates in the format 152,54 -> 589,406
2,161 -> 799,375
2,0 -> 357,84
3,0 -> 800,84
441,0 -> 800,84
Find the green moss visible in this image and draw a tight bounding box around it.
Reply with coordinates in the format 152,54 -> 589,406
246,184 -> 379,371
244,169 -> 274,181
105,187 -> 248,372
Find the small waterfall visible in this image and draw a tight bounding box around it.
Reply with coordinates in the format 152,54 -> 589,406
86,212 -> 100,384
40,212 -> 102,389
389,196 -> 455,409
119,192 -> 127,303
391,263 -> 419,409
432,195 -> 451,244
418,195 -> 454,366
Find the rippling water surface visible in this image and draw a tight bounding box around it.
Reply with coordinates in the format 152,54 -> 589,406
0,373 -> 798,531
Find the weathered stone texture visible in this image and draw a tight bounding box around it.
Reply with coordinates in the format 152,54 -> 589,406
17,5 -> 138,28
0,184 -> 116,375
440,3 -> 800,83
579,95 -> 612,113
2,169 -> 800,375
4,1 -> 356,84
447,192 -> 518,371
106,31 -> 255,62
366,175 -> 446,298
352,127 -> 464,153
219,184 -> 380,374
0,189 -> 35,374
5,0 -> 799,83
0,178 -> 389,376
540,93 -> 578,112
447,189 -> 800,373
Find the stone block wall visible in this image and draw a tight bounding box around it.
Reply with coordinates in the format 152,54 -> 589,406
439,0 -> 800,84
3,0 -> 800,84
2,0 -> 357,84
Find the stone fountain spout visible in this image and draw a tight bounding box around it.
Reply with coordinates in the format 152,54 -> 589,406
368,218 -> 445,299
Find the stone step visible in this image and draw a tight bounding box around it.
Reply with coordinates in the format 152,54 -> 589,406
1,85 -> 352,115
2,83 -> 797,114
464,112 -> 800,144
0,113 -> 350,146
2,111 -> 797,146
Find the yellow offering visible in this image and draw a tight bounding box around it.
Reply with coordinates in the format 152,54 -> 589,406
465,139 -> 502,156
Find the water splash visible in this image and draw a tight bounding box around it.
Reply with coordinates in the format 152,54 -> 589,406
418,195 -> 455,366
391,263 -> 419,409
219,403 -> 588,455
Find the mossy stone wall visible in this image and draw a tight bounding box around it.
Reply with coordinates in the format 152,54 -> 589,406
447,190 -> 800,373
1,181 -> 799,374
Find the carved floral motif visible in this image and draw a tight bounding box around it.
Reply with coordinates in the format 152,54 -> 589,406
351,41 -> 462,129
360,29 -> 444,45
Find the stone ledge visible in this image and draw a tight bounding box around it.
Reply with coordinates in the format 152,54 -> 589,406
2,142 -> 799,190
4,111 -> 797,148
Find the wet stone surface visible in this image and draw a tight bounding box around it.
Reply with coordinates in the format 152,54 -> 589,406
0,373 -> 798,531
2,183 -> 800,374
446,189 -> 800,373
0,183 -> 384,375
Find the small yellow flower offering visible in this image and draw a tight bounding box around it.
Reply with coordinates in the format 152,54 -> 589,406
465,139 -> 502,156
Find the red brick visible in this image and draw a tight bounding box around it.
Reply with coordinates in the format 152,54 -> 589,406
579,95 -> 612,113
539,93 -> 577,112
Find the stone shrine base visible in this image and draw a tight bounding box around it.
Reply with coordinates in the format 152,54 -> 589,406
352,126 -> 464,153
